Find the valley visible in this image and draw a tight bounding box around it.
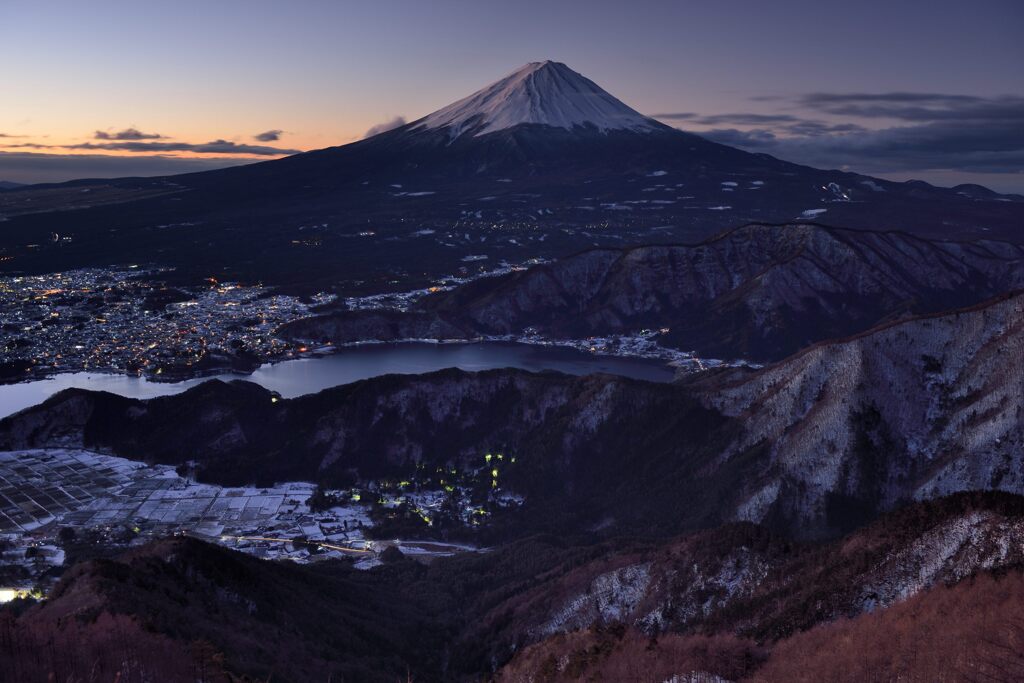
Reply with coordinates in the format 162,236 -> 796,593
5,288 -> 1024,542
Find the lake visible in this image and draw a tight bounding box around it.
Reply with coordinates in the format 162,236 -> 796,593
0,342 -> 676,419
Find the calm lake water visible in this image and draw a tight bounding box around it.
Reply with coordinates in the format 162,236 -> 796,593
0,342 -> 675,419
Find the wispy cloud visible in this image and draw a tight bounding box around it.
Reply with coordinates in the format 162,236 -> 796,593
254,129 -> 283,142
363,116 -> 406,139
794,93 -> 1024,122
2,143 -> 52,149
5,139 -> 300,156
94,127 -> 163,140
654,112 -> 801,125
655,112 -> 867,138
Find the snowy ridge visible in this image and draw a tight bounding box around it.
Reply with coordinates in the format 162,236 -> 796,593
415,61 -> 664,139
703,291 -> 1024,535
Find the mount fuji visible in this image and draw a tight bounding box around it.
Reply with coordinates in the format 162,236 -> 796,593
0,61 -> 1020,288
415,61 -> 667,137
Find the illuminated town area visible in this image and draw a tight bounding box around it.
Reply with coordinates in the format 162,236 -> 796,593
0,268 -> 334,382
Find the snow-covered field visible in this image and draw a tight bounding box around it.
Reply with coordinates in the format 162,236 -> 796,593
0,449 -> 478,590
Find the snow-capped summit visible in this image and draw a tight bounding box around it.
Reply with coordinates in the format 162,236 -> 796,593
415,61 -> 666,139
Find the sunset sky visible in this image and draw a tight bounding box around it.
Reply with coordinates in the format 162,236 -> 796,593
2,0 -> 1022,191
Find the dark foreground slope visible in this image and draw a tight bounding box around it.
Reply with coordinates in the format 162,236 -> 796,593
5,291 -> 1024,540
281,223 -> 1024,361
495,493 -> 1024,682
1,536 -> 448,683
4,492 -> 1024,682
499,568 -> 1024,682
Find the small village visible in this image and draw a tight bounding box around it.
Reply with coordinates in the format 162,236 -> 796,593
0,448 -> 524,601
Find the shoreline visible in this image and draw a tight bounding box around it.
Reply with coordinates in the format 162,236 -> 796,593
1,334 -> 753,389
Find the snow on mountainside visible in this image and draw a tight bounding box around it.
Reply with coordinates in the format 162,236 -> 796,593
415,60 -> 666,138
700,291 -> 1024,535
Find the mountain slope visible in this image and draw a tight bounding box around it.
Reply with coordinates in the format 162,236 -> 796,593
5,492 -> 1024,682
0,63 -> 1020,288
483,493 -> 1024,647
282,223 -> 1024,362
696,290 -> 1024,535
498,566 -> 1024,682
749,567 -> 1024,682
489,492 -> 1024,680
1,536 -> 450,683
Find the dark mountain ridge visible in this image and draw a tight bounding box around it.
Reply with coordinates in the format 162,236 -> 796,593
281,222 -> 1024,362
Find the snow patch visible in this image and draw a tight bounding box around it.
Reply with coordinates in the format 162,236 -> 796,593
540,562 -> 652,636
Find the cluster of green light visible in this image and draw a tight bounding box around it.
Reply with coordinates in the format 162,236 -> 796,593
483,452 -> 515,489
414,507 -> 433,526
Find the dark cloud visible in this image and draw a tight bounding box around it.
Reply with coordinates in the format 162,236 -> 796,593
5,137 -> 299,156
0,151 -> 255,184
796,93 -> 1024,122
701,128 -> 778,148
653,112 -> 868,138
94,127 -> 163,140
703,118 -> 1024,174
652,112 -> 698,120
664,92 -> 1024,184
0,133 -> 29,138
655,112 -> 801,126
781,121 -> 867,137
254,129 -> 283,142
363,116 -> 407,139
66,139 -> 300,156
801,92 -> 981,105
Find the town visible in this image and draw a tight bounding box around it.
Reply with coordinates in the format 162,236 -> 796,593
0,267 -> 334,383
